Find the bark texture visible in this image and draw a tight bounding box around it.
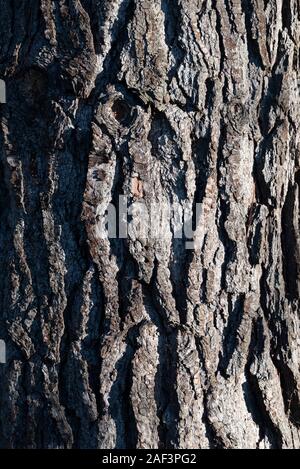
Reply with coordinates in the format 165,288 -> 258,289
0,0 -> 299,449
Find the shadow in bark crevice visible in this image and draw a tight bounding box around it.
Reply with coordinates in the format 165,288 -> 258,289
243,317 -> 283,449
143,281 -> 180,449
108,325 -> 139,449
217,293 -> 245,378
281,181 -> 298,300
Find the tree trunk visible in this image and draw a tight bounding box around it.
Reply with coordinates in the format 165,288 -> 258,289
0,0 -> 299,449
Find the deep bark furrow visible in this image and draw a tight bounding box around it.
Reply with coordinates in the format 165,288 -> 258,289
0,0 -> 299,449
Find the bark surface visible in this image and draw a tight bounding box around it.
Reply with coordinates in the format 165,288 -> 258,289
0,0 -> 299,449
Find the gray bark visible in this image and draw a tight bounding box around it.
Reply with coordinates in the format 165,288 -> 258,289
0,0 -> 299,449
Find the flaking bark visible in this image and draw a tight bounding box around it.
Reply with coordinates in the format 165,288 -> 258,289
0,0 -> 299,449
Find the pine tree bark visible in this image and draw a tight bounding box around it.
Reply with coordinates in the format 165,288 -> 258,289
0,0 -> 299,449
